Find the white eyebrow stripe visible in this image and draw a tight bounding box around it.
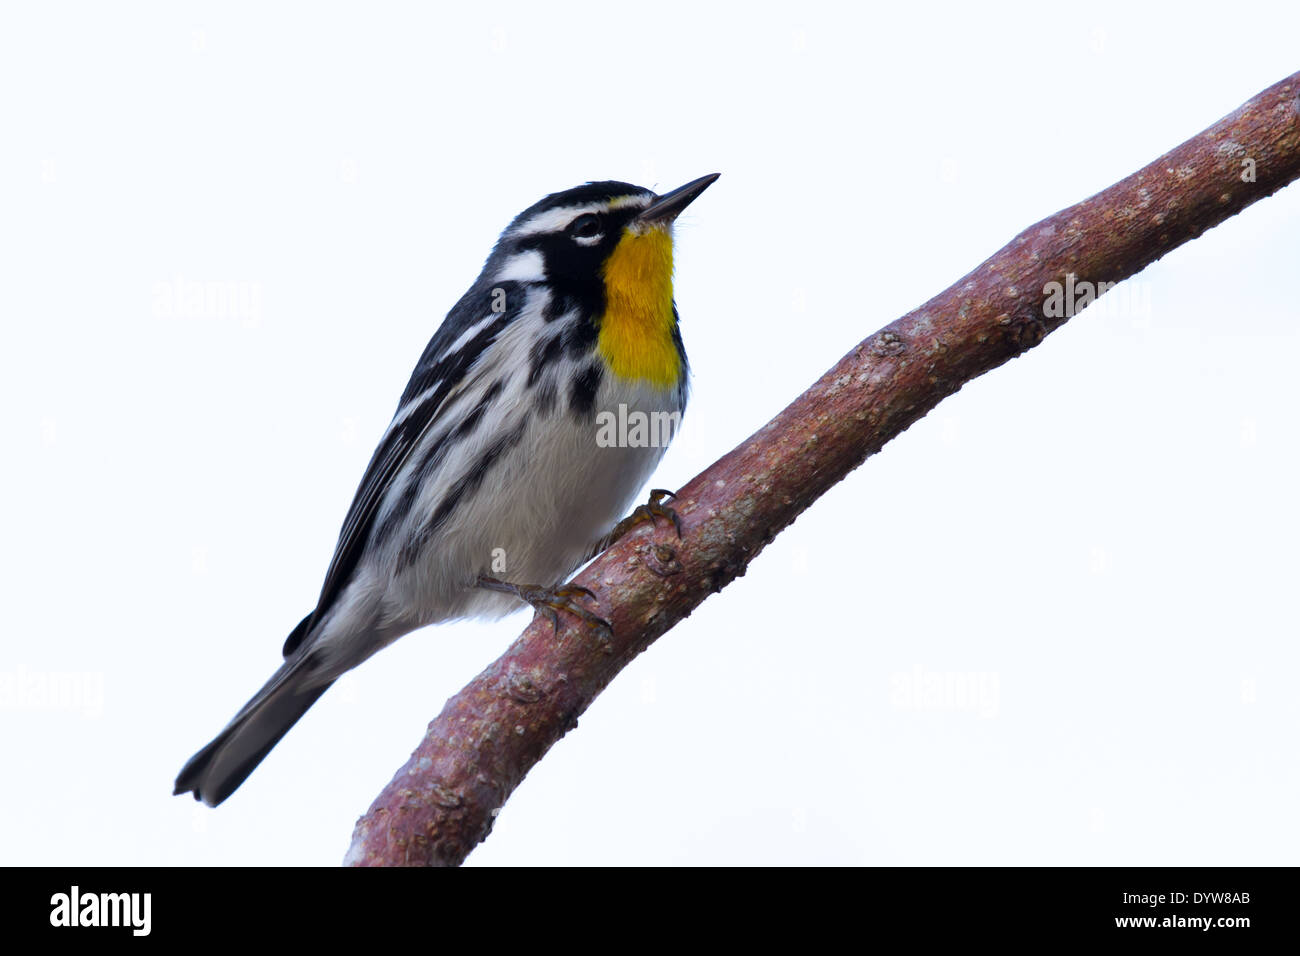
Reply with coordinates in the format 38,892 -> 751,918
494,249 -> 547,282
510,194 -> 651,237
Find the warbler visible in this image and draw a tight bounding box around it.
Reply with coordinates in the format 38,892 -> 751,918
174,173 -> 719,806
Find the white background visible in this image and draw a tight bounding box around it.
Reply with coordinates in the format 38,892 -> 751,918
2,1 -> 1297,866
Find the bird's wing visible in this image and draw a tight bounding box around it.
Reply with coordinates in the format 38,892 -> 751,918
283,284 -> 524,655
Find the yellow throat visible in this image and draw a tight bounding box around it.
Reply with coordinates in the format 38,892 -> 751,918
598,225 -> 681,389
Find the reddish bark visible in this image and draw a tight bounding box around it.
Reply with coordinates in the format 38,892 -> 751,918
346,72 -> 1300,866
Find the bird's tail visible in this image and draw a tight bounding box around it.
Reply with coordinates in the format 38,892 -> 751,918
174,644 -> 334,807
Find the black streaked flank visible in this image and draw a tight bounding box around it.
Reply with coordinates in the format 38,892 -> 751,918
534,379 -> 558,415
569,362 -> 603,417
371,377 -> 508,550
399,419 -> 529,569
302,288 -> 525,639
527,332 -> 566,386
452,380 -> 505,440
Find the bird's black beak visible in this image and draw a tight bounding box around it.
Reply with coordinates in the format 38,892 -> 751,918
637,173 -> 720,226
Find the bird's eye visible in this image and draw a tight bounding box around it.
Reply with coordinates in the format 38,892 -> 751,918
569,214 -> 603,241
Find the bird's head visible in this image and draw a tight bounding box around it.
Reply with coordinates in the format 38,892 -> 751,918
483,174 -> 719,388
490,174 -> 719,291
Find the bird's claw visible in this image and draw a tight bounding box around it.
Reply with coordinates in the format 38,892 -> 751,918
479,577 -> 612,644
609,488 -> 682,544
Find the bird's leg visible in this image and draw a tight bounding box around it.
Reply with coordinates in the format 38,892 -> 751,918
595,489 -> 682,555
495,491 -> 680,643
476,575 -> 612,642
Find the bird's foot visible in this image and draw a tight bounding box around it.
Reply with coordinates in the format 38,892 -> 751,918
606,488 -> 682,545
477,575 -> 612,643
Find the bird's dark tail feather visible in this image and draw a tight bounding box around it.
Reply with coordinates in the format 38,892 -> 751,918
174,654 -> 334,807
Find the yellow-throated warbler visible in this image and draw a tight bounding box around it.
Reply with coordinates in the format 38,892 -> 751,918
174,174 -> 719,806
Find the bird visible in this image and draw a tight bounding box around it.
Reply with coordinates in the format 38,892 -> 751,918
174,173 -> 719,806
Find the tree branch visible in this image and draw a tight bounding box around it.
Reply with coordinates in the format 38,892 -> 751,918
345,72 -> 1300,866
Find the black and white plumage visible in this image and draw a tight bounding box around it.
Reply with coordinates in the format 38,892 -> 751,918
175,176 -> 717,806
